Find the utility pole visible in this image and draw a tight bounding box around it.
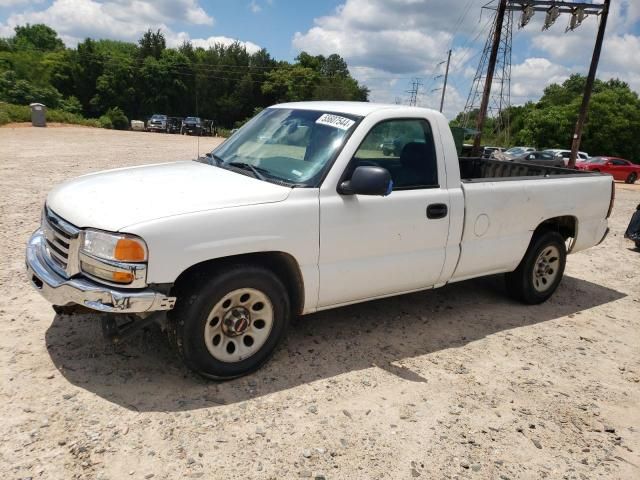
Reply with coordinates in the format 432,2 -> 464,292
440,49 -> 452,113
472,0 -> 508,156
569,0 -> 610,167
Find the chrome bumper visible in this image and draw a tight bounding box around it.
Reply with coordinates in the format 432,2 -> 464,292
26,229 -> 176,313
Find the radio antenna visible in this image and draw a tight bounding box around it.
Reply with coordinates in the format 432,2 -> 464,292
196,87 -> 200,159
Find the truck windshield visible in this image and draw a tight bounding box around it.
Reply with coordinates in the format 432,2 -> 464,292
207,108 -> 361,186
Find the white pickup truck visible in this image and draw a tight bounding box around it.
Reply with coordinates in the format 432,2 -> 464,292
26,102 -> 614,379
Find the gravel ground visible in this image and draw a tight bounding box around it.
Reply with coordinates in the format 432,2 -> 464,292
1,125 -> 639,480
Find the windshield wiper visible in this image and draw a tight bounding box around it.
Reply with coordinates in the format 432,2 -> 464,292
210,153 -> 224,166
228,161 -> 267,181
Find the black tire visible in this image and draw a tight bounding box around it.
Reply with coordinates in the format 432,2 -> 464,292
505,231 -> 566,304
626,172 -> 637,184
168,265 -> 290,379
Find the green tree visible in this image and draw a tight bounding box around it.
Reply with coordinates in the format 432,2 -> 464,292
138,29 -> 166,60
13,24 -> 64,51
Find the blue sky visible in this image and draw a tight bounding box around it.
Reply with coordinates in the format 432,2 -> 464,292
1,0 -> 639,118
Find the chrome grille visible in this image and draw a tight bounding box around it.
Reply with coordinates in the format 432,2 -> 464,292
42,207 -> 81,277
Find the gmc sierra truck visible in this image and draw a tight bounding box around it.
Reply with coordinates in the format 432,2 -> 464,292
26,102 -> 613,379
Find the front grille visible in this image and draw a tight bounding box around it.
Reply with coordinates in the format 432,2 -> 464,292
43,207 -> 80,277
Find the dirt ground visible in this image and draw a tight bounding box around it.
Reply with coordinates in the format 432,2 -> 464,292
0,125 -> 639,480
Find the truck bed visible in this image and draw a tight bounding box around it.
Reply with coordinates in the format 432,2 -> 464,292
451,160 -> 612,283
459,157 -> 594,181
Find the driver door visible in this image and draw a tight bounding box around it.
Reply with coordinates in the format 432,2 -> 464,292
317,118 -> 450,308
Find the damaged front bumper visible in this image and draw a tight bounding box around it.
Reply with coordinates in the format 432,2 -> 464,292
26,229 -> 175,314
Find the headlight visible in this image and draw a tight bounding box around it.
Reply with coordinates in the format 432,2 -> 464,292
80,230 -> 147,285
82,230 -> 147,262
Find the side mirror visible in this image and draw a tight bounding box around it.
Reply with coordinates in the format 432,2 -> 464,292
339,166 -> 393,196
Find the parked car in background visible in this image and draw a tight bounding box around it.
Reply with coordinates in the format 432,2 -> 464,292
576,157 -> 640,184
494,146 -> 535,160
130,120 -> 145,132
181,116 -> 202,135
483,146 -> 505,159
202,119 -> 215,136
543,149 -> 589,166
511,151 -> 565,168
146,114 -> 168,133
167,117 -> 183,134
379,138 -> 402,156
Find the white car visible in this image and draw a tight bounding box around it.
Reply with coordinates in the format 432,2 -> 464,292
543,149 -> 590,166
26,102 -> 613,378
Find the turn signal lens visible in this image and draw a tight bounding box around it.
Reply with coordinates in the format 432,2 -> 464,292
80,261 -> 135,284
112,271 -> 134,283
115,238 -> 146,262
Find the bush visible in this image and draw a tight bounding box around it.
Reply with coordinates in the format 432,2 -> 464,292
105,107 -> 128,130
98,115 -> 113,129
0,102 -> 30,124
0,101 -> 108,129
59,96 -> 82,115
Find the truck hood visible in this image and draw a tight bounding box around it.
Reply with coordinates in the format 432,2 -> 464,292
46,161 -> 292,231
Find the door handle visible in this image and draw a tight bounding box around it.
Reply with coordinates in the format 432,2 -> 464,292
426,203 -> 448,219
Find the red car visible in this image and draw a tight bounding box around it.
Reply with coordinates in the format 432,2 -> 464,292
576,157 -> 640,184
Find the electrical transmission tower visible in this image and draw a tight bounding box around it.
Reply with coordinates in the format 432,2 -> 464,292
462,3 -> 513,146
406,78 -> 423,106
463,0 -> 609,161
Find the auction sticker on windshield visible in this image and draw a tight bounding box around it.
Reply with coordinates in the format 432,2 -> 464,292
316,113 -> 355,130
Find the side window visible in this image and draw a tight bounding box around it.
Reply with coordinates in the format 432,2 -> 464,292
612,159 -> 626,166
350,119 -> 438,189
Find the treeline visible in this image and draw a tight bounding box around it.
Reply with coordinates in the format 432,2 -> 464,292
454,74 -> 640,161
0,24 -> 369,128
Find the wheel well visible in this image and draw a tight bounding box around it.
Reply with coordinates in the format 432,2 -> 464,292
534,216 -> 577,241
171,252 -> 305,316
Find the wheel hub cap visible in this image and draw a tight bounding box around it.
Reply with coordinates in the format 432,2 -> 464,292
532,246 -> 560,292
223,307 -> 250,336
203,288 -> 275,363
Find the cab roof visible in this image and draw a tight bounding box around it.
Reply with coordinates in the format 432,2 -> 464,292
270,101 -> 436,118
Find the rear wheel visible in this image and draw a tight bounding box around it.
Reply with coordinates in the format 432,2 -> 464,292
168,265 -> 290,379
626,172 -> 637,184
505,231 -> 566,304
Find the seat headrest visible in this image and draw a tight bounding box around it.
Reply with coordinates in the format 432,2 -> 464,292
400,142 -> 429,169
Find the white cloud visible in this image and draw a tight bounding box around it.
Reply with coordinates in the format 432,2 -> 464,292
292,0 -> 484,75
511,57 -> 571,99
292,0 -> 491,116
248,1 -> 261,14
2,0 -> 214,45
172,34 -> 261,54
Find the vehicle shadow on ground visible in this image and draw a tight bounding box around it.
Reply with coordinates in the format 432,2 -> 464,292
45,275 -> 625,412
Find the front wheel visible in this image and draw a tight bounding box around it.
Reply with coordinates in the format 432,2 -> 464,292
168,265 -> 290,379
626,172 -> 637,184
505,231 -> 567,304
